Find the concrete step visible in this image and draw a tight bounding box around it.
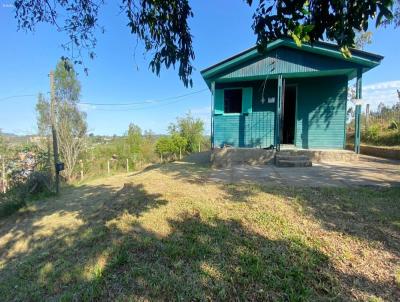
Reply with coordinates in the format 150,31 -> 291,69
275,154 -> 312,167
275,154 -> 310,161
275,159 -> 313,167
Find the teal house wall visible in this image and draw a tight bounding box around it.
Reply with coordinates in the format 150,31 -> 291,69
290,76 -> 348,149
214,81 -> 276,148
201,39 -> 382,150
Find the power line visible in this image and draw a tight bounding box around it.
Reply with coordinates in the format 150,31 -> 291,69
90,90 -> 209,112
0,94 -> 37,102
0,89 -> 209,110
80,88 -> 208,106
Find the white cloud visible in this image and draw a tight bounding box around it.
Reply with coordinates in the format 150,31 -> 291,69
363,80 -> 400,91
361,80 -> 400,110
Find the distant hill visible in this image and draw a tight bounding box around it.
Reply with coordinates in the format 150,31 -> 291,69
1,132 -> 20,137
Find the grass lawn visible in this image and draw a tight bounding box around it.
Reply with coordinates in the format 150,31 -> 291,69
0,162 -> 399,301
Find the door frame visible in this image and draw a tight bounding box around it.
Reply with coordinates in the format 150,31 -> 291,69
281,83 -> 298,146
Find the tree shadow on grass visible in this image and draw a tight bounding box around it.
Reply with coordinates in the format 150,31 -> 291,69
157,162 -> 400,256
139,162 -> 400,299
0,163 -> 399,300
129,163 -> 162,176
0,182 -> 168,277
259,186 -> 400,256
78,213 -> 340,301
130,161 -> 211,185
28,212 -> 396,301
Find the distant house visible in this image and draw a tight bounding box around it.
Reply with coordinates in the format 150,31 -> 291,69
201,39 -> 382,152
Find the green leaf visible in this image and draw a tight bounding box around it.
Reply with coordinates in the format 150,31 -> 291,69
303,24 -> 314,33
294,25 -> 302,36
291,33 -> 302,47
340,46 -> 352,59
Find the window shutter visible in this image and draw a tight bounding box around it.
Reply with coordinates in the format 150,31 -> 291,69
214,89 -> 224,114
242,87 -> 253,114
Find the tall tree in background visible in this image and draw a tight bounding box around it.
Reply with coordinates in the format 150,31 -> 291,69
0,130 -> 4,151
13,0 -> 397,86
171,133 -> 187,160
0,130 -> 6,156
127,123 -> 143,156
36,92 -> 53,171
354,31 -> 373,50
36,59 -> 87,181
155,136 -> 176,161
169,113 -> 204,153
141,130 -> 157,163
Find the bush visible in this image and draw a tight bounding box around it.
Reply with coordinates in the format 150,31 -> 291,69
0,186 -> 27,218
388,120 -> 399,130
361,123 -> 400,146
364,125 -> 379,141
0,172 -> 53,219
0,198 -> 26,218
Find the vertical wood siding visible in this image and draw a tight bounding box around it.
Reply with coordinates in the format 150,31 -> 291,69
213,112 -> 275,147
293,76 -> 347,149
213,77 -> 347,149
213,81 -> 276,148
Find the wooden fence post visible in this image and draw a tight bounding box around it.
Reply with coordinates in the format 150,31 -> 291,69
365,104 -> 370,130
126,158 -> 129,173
107,160 -> 110,175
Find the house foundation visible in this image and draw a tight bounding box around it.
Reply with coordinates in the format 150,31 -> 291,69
211,147 -> 359,168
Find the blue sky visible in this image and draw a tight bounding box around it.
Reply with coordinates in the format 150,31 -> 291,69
0,0 -> 399,135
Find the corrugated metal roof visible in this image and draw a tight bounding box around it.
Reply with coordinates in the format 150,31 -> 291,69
201,38 -> 383,84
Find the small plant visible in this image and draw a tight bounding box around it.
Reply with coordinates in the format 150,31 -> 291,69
364,124 -> 380,141
388,120 -> 399,131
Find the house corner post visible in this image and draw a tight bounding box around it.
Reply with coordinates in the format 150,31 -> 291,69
211,82 -> 215,150
276,74 -> 283,151
355,69 -> 362,154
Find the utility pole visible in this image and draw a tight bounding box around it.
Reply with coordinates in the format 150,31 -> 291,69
50,71 -> 60,194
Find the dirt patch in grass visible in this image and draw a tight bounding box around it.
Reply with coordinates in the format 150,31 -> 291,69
0,162 -> 399,301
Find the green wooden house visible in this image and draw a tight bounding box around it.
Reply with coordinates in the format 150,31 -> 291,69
201,39 -> 382,152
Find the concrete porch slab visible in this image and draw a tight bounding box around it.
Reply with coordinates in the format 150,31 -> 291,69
211,147 -> 359,168
208,155 -> 400,187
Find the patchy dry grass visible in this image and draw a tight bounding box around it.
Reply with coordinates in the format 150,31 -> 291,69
0,162 -> 399,301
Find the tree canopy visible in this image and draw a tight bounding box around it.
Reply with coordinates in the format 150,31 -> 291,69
168,113 -> 204,153
14,0 -> 398,86
127,123 -> 143,155
36,59 -> 87,181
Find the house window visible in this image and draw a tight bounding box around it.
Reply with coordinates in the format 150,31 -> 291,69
224,89 -> 242,113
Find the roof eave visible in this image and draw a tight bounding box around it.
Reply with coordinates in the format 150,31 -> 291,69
201,39 -> 383,84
